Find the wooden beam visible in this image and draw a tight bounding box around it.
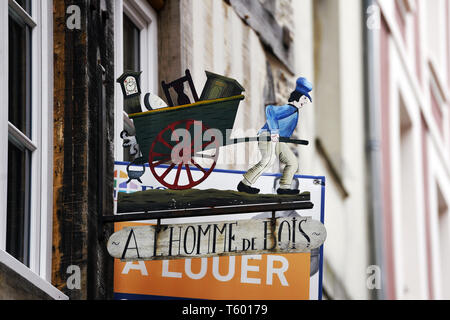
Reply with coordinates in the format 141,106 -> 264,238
115,188 -> 311,214
52,0 -> 115,300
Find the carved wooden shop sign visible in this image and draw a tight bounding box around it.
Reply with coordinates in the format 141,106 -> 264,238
107,217 -> 326,261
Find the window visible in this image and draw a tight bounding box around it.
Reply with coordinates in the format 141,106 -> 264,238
7,0 -> 33,267
313,0 -> 348,198
122,13 -> 141,161
395,0 -> 407,43
123,14 -> 141,77
426,0 -> 446,70
16,0 -> 32,14
6,141 -> 31,266
397,94 -> 423,299
0,0 -> 54,282
114,0 -> 158,162
436,184 -> 449,299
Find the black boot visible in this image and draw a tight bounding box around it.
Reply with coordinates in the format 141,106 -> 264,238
277,188 -> 300,195
238,182 -> 260,194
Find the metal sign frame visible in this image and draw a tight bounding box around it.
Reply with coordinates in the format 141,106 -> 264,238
109,162 -> 326,300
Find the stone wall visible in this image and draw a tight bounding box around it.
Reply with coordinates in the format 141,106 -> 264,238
0,262 -> 52,300
183,0 -> 300,171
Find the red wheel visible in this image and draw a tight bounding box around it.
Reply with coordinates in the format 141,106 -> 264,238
149,119 -> 220,190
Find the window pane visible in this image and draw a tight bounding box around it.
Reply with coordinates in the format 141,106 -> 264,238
14,0 -> 32,15
123,14 -> 140,161
6,142 -> 31,267
123,14 -> 141,72
9,15 -> 31,138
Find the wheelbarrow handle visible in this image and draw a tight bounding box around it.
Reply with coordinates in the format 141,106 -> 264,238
279,137 -> 309,145
229,136 -> 309,146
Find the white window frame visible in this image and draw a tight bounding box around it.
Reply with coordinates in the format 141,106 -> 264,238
0,0 -> 65,299
428,143 -> 450,299
114,0 -> 158,161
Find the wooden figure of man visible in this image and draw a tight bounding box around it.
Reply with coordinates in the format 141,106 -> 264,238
237,77 -> 313,195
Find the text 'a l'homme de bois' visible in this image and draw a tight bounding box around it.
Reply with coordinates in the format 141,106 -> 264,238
107,217 -> 327,261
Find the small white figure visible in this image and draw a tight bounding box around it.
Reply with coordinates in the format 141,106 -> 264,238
120,130 -> 140,157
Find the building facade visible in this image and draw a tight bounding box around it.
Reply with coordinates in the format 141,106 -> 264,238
0,0 -> 67,300
5,0 -> 446,301
0,0 -> 371,300
373,0 -> 450,299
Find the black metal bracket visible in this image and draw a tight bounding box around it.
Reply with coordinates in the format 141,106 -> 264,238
99,187 -> 314,243
101,200 -> 314,225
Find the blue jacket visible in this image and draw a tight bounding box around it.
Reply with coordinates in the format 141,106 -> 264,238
259,104 -> 299,138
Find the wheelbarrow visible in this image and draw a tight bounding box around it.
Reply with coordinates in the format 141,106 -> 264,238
127,94 -> 308,190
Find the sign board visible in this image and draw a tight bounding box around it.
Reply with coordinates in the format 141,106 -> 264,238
113,162 -> 325,300
107,216 -> 326,261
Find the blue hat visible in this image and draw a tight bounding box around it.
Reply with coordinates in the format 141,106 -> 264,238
295,77 -> 313,102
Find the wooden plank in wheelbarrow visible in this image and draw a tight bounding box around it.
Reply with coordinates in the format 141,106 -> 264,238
116,188 -> 311,214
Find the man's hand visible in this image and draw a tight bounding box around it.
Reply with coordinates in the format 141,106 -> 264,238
271,133 -> 280,142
